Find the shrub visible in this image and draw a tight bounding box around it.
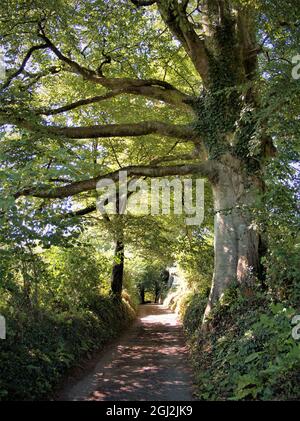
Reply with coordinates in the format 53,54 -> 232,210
0,296 -> 135,400
182,293 -> 207,336
186,286 -> 300,400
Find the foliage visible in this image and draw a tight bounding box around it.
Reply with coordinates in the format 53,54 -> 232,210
135,263 -> 169,303
0,238 -> 135,401
182,293 -> 207,336
0,296 -> 134,400
0,0 -> 299,402
181,285 -> 300,401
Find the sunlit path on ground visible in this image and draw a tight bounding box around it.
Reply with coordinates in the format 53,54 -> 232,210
58,304 -> 194,401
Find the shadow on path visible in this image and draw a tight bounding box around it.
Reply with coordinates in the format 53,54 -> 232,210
58,304 -> 194,401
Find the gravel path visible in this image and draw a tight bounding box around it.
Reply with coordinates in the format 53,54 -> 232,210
58,304 -> 194,401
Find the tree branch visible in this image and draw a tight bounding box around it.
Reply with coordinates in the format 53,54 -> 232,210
59,150 -> 202,218
15,161 -> 215,199
131,0 -> 157,6
39,90 -> 125,115
22,66 -> 61,89
62,204 -> 97,218
10,118 -> 199,142
55,121 -> 197,141
131,0 -> 156,7
0,43 -> 49,91
237,8 -> 259,80
37,29 -> 194,109
39,85 -> 193,115
156,0 -> 209,82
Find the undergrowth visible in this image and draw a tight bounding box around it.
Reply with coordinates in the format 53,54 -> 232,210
0,295 -> 135,400
181,285 -> 300,400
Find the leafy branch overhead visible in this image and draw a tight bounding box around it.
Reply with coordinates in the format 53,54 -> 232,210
1,1 -> 256,200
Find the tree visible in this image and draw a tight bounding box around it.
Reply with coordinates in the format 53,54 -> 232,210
136,264 -> 169,303
0,0 -> 298,319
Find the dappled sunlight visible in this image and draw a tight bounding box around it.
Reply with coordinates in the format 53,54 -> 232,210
66,305 -> 193,401
140,312 -> 179,327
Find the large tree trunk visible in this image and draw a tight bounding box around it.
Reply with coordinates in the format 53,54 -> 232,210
203,158 -> 262,320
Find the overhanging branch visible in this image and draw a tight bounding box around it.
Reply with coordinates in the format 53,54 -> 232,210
10,118 -> 199,142
62,204 -> 97,218
0,43 -> 49,91
39,85 -> 193,115
37,29 -> 194,109
58,150 -> 203,218
39,90 -> 125,115
131,0 -> 157,6
15,161 -> 215,199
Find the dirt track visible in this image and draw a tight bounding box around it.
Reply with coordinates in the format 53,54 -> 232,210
57,304 -> 195,401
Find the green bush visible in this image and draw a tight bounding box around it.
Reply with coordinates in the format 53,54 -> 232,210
185,286 -> 300,400
182,293 -> 207,336
0,242 -> 136,401
0,297 -> 135,400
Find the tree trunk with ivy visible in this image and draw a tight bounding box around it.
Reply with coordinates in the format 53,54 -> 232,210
185,3 -> 275,319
